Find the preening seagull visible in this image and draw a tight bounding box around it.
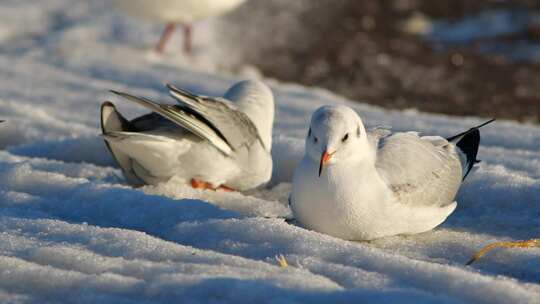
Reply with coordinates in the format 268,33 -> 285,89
113,0 -> 247,54
290,105 -> 494,241
101,79 -> 274,191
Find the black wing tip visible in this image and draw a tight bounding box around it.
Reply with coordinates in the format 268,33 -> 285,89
167,83 -> 201,100
109,89 -> 125,97
449,119 -> 495,181
477,118 -> 496,129
446,118 -> 495,142
109,90 -> 137,99
457,129 -> 481,181
109,90 -> 158,107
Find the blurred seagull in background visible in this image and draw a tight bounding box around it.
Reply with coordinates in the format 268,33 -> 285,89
290,105 -> 494,241
113,0 -> 247,54
101,79 -> 274,191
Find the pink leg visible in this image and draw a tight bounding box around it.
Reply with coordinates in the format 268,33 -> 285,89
155,23 -> 176,54
217,185 -> 234,192
183,24 -> 193,55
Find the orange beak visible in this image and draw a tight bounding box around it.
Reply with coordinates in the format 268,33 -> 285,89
319,150 -> 332,177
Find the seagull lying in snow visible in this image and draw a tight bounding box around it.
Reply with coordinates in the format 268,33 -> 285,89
113,0 -> 247,54
101,80 -> 274,191
290,105 -> 494,241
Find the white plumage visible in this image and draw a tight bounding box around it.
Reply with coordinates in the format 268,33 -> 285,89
101,80 -> 274,191
114,0 -> 246,23
291,105 -> 492,240
113,0 -> 247,53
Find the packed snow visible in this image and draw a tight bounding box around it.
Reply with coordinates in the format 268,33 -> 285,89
0,0 -> 539,303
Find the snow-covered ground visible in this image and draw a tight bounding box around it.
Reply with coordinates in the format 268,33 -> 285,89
0,1 -> 539,303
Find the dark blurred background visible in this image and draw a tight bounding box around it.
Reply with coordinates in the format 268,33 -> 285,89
221,0 -> 540,123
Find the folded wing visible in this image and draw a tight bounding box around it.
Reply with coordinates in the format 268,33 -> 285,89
167,84 -> 264,151
375,132 -> 463,207
110,90 -> 233,156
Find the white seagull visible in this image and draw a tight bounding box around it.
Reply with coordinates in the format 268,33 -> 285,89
290,105 -> 494,241
101,80 -> 274,191
113,0 -> 247,54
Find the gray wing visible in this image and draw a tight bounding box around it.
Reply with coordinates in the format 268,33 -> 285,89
110,90 -> 233,156
167,84 -> 265,151
367,125 -> 392,146
375,132 -> 463,207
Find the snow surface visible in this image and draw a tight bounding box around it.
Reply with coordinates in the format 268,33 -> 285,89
0,0 -> 539,303
426,9 -> 540,63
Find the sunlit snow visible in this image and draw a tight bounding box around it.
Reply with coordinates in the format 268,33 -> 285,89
0,1 -> 538,303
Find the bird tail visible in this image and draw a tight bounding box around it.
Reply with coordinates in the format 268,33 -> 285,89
100,101 -> 144,186
101,101 -> 135,134
446,119 -> 495,180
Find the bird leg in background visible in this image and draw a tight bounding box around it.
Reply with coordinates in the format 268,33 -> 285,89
155,23 -> 176,53
190,179 -> 234,192
217,185 -> 234,192
183,24 -> 193,54
466,239 -> 540,265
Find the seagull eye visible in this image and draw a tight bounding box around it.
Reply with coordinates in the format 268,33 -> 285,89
342,133 -> 349,142
314,136 -> 318,144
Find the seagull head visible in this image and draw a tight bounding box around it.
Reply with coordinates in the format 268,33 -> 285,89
305,105 -> 369,177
